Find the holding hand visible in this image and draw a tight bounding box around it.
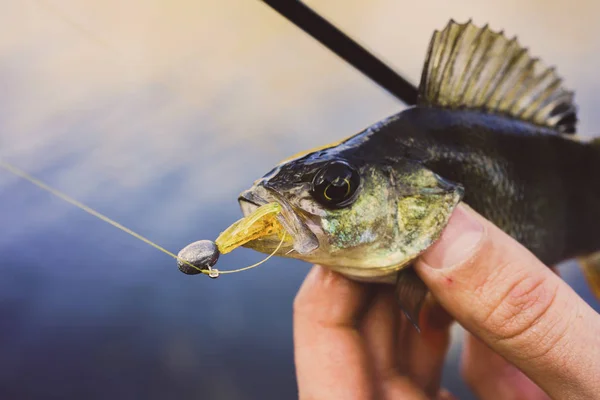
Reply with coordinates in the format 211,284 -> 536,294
293,205 -> 600,399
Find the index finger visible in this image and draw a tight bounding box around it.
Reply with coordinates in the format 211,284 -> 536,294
293,265 -> 374,400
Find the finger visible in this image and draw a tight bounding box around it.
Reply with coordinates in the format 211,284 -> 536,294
406,296 -> 454,396
360,286 -> 430,400
359,289 -> 453,398
415,204 -> 600,400
294,265 -> 375,400
461,333 -> 550,400
360,286 -> 399,376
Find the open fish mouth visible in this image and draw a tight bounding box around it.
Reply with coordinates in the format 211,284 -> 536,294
215,201 -> 288,254
233,185 -> 320,255
238,188 -> 267,216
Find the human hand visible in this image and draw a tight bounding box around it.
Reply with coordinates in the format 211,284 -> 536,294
293,204 -> 600,399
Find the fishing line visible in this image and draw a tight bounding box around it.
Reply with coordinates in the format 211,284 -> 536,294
218,233 -> 286,275
0,159 -> 284,277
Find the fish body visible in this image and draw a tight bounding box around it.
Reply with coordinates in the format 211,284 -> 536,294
350,107 -> 600,267
240,105 -> 598,275
206,20 -> 600,324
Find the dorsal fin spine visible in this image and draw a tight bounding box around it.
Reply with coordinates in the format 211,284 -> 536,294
474,33 -> 506,106
501,57 -> 537,111
455,24 -> 487,105
446,23 -> 473,101
480,38 -> 520,107
486,46 -> 528,108
417,20 -> 578,134
522,76 -> 562,119
430,28 -> 448,102
437,22 -> 463,104
508,61 -> 548,115
463,26 -> 494,106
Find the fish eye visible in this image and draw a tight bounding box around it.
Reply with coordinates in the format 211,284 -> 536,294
311,161 -> 360,208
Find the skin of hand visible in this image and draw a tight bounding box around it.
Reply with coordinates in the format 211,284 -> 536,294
293,204 -> 600,400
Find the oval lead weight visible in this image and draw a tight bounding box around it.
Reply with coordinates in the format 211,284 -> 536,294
177,240 -> 220,275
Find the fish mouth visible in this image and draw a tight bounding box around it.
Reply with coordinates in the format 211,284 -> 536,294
238,189 -> 266,216
237,185 -> 319,255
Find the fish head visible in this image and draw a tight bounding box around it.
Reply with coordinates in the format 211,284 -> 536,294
237,148 -> 464,281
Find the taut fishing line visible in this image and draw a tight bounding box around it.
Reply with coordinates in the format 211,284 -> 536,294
0,159 -> 285,278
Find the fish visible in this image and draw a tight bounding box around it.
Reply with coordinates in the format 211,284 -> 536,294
180,19 -> 600,329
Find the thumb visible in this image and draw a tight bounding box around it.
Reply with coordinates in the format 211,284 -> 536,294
415,204 -> 600,400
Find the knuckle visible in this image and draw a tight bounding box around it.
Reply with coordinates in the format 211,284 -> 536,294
480,271 -> 566,356
483,273 -> 546,332
471,257 -> 534,322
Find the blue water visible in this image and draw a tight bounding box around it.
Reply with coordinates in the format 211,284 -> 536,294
1,1 -> 599,399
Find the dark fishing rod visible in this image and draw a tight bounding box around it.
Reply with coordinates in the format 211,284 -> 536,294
260,0 -> 418,106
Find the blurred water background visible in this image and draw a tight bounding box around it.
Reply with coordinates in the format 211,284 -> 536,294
0,1 -> 599,399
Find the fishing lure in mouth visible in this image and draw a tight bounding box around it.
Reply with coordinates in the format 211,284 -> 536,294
177,20 -> 600,329
177,202 -> 290,278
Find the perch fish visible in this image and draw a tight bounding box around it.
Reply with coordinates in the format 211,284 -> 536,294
179,20 -> 600,328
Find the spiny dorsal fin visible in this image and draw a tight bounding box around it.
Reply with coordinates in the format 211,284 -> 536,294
418,20 -> 578,134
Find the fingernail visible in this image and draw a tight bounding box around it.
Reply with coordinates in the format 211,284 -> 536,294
421,204 -> 484,269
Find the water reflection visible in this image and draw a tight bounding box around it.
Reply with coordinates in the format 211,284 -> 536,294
0,1 -> 599,398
